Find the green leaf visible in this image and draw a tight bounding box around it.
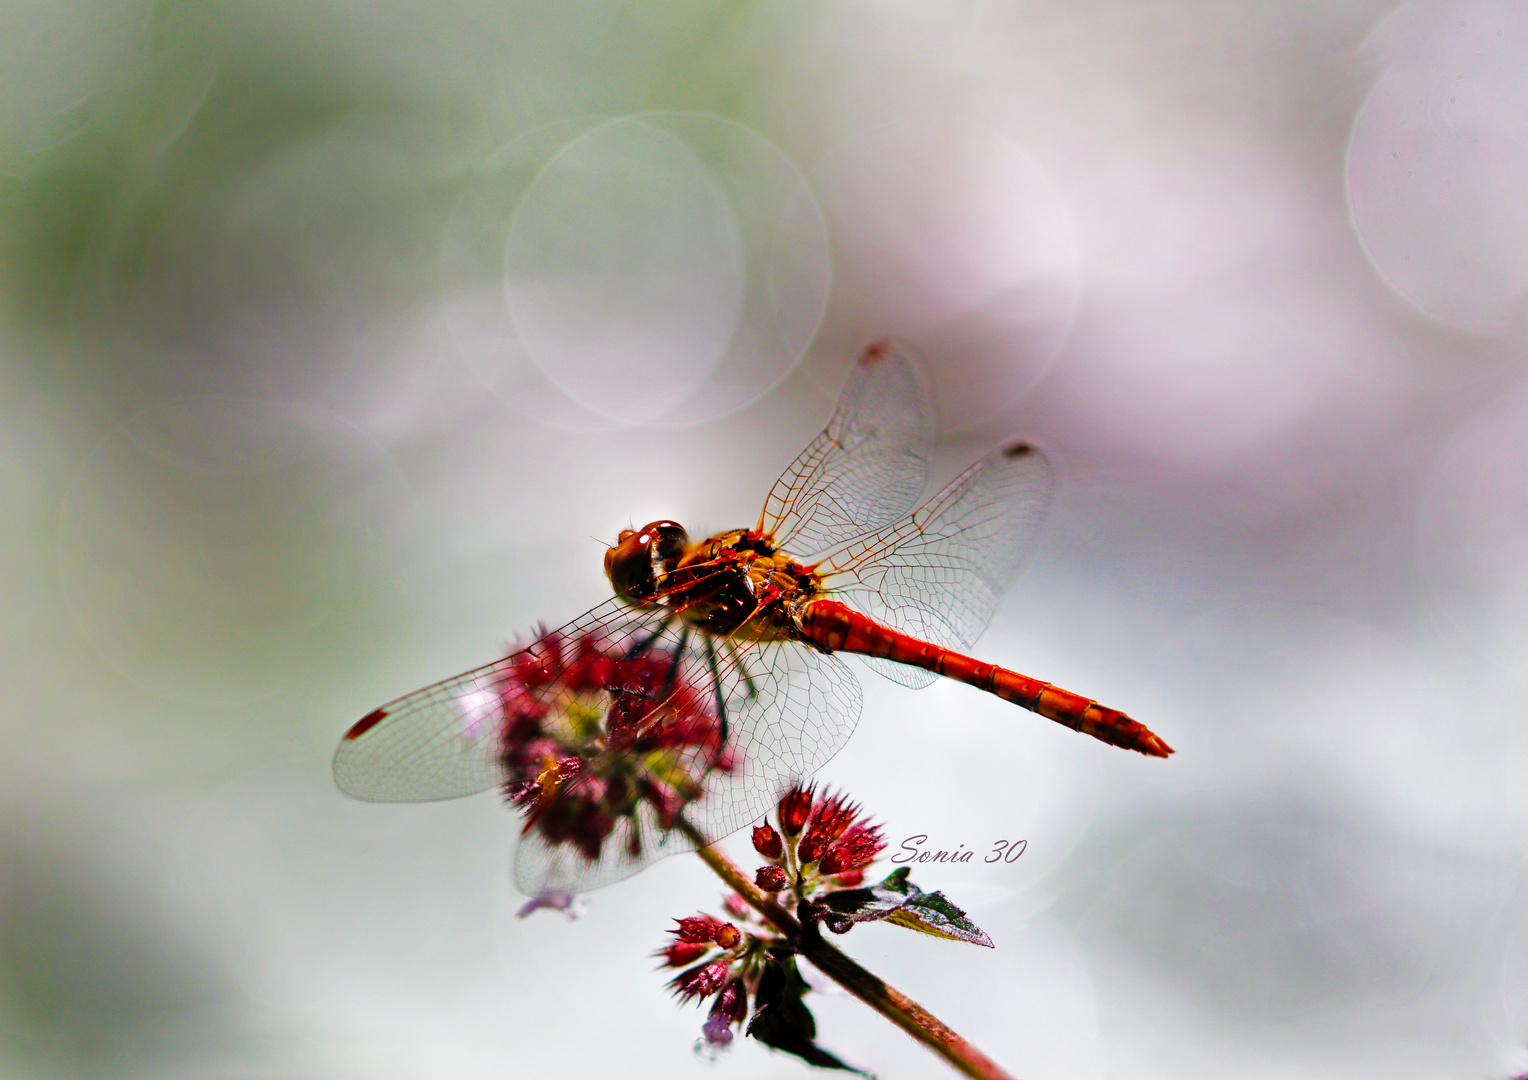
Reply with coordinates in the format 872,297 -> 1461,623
821,867 -> 993,948
747,956 -> 865,1073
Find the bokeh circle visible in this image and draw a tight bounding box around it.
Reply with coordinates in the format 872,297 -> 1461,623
441,114 -> 829,428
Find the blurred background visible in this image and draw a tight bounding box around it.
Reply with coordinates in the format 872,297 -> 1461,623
3,0 -> 1528,1077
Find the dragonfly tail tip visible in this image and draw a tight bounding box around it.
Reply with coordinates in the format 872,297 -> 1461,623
1136,731 -> 1174,758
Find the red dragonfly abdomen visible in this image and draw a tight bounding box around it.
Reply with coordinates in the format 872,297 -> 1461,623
797,600 -> 1173,758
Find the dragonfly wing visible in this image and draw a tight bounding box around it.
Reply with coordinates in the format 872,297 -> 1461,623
513,636 -> 864,895
759,340 -> 935,558
332,598 -> 670,802
681,639 -> 863,843
513,780 -> 703,895
820,441 -> 1055,686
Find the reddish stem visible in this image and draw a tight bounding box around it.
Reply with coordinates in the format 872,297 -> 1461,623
687,832 -> 1015,1080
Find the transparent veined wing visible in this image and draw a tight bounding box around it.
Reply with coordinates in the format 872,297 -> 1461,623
759,340 -> 935,559
336,593 -> 865,895
817,441 -> 1054,688
514,634 -> 863,895
333,596 -> 671,802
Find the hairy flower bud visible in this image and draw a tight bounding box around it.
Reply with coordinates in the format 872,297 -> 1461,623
671,914 -> 733,944
798,792 -> 859,863
670,960 -> 732,1000
752,823 -> 783,859
777,784 -> 814,836
660,940 -> 711,967
817,821 -> 885,875
755,865 -> 789,892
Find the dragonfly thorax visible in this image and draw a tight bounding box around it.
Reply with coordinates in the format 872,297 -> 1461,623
606,522 -> 822,641
669,529 -> 823,641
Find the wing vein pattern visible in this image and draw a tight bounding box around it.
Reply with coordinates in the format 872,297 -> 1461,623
760,342 -> 934,558
820,443 -> 1054,688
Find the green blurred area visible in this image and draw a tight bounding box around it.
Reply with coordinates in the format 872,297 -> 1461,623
3,2 -> 1527,1079
0,0 -> 776,407
0,5 -> 786,1076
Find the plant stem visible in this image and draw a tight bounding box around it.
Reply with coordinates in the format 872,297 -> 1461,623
686,831 -> 1015,1080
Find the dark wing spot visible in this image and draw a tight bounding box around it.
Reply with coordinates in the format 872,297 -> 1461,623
344,708 -> 387,741
1002,441 -> 1035,459
859,339 -> 893,367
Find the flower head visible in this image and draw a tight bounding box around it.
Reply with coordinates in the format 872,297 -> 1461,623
755,865 -> 789,892
798,791 -> 861,863
818,821 -> 886,875
751,822 -> 783,859
659,940 -> 711,968
751,784 -> 887,915
670,913 -> 741,949
486,627 -> 735,870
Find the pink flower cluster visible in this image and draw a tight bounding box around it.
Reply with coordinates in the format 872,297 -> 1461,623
490,628 -> 734,863
658,903 -> 761,1048
656,784 -> 890,1052
752,784 -> 886,903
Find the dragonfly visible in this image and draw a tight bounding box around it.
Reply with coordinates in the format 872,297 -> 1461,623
335,341 -> 1171,895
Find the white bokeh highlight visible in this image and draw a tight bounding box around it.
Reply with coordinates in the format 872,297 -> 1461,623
813,119 -> 1080,431
1348,0 -> 1528,334
444,114 -> 829,429
506,120 -> 745,422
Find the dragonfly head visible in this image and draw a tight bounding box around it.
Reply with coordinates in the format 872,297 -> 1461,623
605,520 -> 689,603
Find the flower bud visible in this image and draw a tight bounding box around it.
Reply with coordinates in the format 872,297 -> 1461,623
670,959 -> 732,999
713,923 -> 742,950
817,822 -> 885,875
777,784 -> 815,836
798,793 -> 858,863
660,941 -> 711,967
752,823 -> 783,859
672,914 -> 730,944
755,865 -> 789,892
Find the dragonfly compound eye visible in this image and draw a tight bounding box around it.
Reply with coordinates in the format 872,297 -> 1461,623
605,520 -> 689,603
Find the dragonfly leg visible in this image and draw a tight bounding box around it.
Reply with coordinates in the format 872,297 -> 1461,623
703,635 -> 730,747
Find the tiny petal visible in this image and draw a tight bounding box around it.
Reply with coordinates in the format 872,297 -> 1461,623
755,865 -> 789,892
777,784 -> 815,836
701,1010 -> 735,1046
752,823 -> 784,859
516,892 -> 583,920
